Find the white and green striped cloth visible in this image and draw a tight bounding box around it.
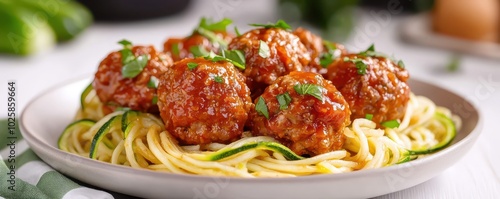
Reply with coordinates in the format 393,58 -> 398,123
0,119 -> 119,199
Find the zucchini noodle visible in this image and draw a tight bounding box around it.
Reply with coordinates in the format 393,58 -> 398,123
59,88 -> 460,177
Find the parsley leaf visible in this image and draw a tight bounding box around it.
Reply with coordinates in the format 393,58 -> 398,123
293,84 -> 323,101
343,57 -> 368,75
365,114 -> 373,120
381,120 -> 400,128
199,18 -> 232,32
214,76 -> 224,83
397,60 -> 405,68
190,45 -> 210,57
255,96 -> 269,119
446,55 -> 461,72
196,27 -> 229,47
223,50 -> 246,70
147,76 -> 159,89
234,26 -> 242,37
187,62 -> 198,70
118,39 -> 132,48
319,54 -> 334,68
249,19 -> 292,31
319,41 -> 339,68
151,96 -> 158,104
204,50 -> 246,70
122,54 -> 149,78
120,49 -> 135,64
171,43 -> 180,56
258,40 -> 270,58
276,92 -> 292,110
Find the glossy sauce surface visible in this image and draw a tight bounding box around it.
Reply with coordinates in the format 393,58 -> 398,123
163,32 -> 233,62
157,58 -> 252,144
324,55 -> 410,124
248,71 -> 351,156
93,46 -> 173,113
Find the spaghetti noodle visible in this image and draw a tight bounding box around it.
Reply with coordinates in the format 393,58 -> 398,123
58,88 -> 458,177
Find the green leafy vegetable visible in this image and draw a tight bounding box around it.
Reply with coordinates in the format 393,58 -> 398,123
293,84 -> 323,101
120,49 -> 135,65
343,57 -> 367,75
255,96 -> 270,119
319,41 -> 339,68
446,55 -> 461,72
249,19 -> 292,31
121,54 -> 149,78
214,76 -> 224,83
234,26 -> 242,37
187,62 -> 198,70
190,45 -> 210,57
276,92 -> 292,110
258,40 -> 270,58
151,96 -> 158,104
147,76 -> 159,89
196,27 -> 229,47
118,39 -> 132,48
365,114 -> 373,121
397,60 -> 405,68
204,50 -> 246,70
381,120 -> 400,128
171,43 -> 180,56
198,18 -> 232,32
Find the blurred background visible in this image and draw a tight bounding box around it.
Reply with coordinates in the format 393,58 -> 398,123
1,0 -> 499,198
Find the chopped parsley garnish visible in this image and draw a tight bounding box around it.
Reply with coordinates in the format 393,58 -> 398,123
214,76 -> 224,83
118,39 -> 132,47
189,45 -> 210,57
319,41 -> 339,68
204,50 -> 246,70
255,96 -> 269,119
258,40 -> 270,58
249,19 -> 292,31
365,114 -> 373,120
193,18 -> 232,47
343,57 -> 368,75
115,107 -> 131,112
234,26 -> 242,37
276,92 -> 292,110
381,120 -> 400,128
446,55 -> 461,72
187,62 -> 198,70
118,40 -> 149,78
196,27 -> 229,47
151,96 -> 158,104
293,84 -> 323,101
171,43 -> 180,56
397,60 -> 405,68
199,17 -> 232,32
122,54 -> 149,78
147,76 -> 159,88
358,44 -> 387,58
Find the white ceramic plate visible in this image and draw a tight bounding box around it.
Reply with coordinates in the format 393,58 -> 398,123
21,77 -> 482,199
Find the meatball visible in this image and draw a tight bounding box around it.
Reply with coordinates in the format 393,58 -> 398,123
228,28 -> 311,96
157,58 -> 252,145
324,54 -> 410,124
93,45 -> 173,113
293,27 -> 347,74
163,31 -> 233,61
248,71 -> 351,156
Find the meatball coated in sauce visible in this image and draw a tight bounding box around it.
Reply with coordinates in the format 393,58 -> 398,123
157,58 -> 252,145
248,71 -> 351,156
324,54 -> 410,124
163,32 -> 233,61
94,46 -> 173,113
293,27 -> 347,74
228,28 -> 311,95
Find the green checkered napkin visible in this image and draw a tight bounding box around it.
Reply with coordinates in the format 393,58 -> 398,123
0,119 -> 115,199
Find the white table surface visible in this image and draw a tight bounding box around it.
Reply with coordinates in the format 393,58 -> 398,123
1,0 -> 499,198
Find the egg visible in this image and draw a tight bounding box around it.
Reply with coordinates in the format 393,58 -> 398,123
432,0 -> 499,43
